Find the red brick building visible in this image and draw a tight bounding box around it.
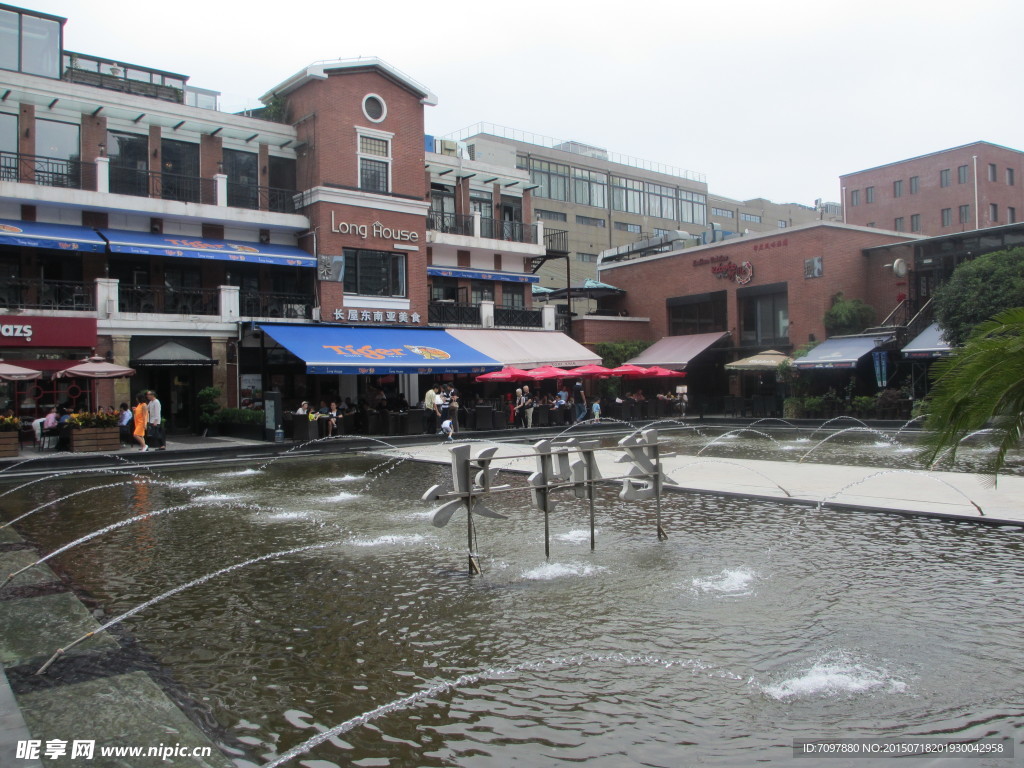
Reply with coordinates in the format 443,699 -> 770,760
581,222 -> 922,406
840,141 -> 1024,236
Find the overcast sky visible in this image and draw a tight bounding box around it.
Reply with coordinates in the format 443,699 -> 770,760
33,0 -> 1024,206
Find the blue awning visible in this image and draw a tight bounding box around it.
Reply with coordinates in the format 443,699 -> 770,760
0,218 -> 107,252
902,323 -> 953,359
793,334 -> 895,369
426,266 -> 539,283
99,229 -> 316,267
260,324 -> 502,374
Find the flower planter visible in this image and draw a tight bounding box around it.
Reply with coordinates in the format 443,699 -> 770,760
0,431 -> 18,458
69,427 -> 122,453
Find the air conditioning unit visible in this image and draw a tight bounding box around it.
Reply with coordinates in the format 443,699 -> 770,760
439,140 -> 458,156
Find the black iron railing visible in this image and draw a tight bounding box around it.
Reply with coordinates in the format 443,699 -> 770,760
0,151 -> 87,189
428,302 -> 480,325
240,291 -> 312,319
108,165 -> 214,204
544,228 -> 569,254
494,306 -> 543,328
426,211 -> 474,235
480,218 -> 537,244
227,183 -> 299,214
118,285 -> 217,315
0,279 -> 94,311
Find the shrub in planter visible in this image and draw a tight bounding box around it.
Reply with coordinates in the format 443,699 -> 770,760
783,397 -> 803,419
803,396 -> 823,417
852,396 -> 877,418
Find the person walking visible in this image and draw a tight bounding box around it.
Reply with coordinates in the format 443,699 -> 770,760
522,385 -> 535,429
146,390 -> 165,449
574,379 -> 587,423
133,393 -> 149,452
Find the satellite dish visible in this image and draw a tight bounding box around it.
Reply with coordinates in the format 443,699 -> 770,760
892,258 -> 907,278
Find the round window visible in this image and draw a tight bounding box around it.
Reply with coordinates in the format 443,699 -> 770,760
362,94 -> 386,122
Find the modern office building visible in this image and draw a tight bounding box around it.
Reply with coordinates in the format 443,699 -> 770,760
444,123 -> 837,297
0,3 -> 596,429
840,141 -> 1024,236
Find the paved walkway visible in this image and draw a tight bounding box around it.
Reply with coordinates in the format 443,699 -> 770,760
371,436 -> 1024,527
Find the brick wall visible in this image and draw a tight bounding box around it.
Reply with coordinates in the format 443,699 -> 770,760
599,223 -> 915,348
841,142 -> 1024,234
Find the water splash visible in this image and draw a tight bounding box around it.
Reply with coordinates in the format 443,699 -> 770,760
555,529 -> 598,544
893,414 -> 927,440
748,418 -> 797,430
522,562 -> 606,580
347,533 -> 427,547
691,568 -> 758,596
758,651 -> 907,700
673,459 -> 792,497
0,465 -> 157,502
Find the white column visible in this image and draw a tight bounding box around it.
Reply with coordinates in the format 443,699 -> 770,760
215,173 -> 228,207
94,156 -> 109,194
95,277 -> 118,319
542,304 -> 556,331
219,284 -> 239,321
480,300 -> 495,328
472,211 -> 481,238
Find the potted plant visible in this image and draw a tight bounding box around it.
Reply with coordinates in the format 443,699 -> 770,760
68,410 -> 121,453
0,415 -> 21,458
803,396 -> 823,418
852,396 -> 877,419
782,397 -> 804,419
197,387 -> 222,436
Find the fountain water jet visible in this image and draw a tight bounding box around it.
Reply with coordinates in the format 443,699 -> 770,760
0,478 -> 165,529
798,427 -> 901,463
817,469 -> 985,516
36,538 -> 351,675
697,429 -> 781,456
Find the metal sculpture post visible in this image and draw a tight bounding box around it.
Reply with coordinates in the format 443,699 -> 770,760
423,429 -> 673,574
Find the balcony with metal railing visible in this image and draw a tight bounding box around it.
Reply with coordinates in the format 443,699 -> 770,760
426,211 -> 474,236
239,291 -> 313,319
227,183 -> 300,214
0,152 -> 93,190
118,285 -> 220,315
0,279 -> 95,311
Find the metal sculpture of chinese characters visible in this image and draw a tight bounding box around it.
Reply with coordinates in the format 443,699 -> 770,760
423,429 -> 674,574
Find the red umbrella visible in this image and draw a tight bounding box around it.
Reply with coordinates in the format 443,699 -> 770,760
644,366 -> 687,378
475,366 -> 531,382
526,365 -> 573,380
567,364 -> 612,378
55,356 -> 135,379
608,364 -> 652,378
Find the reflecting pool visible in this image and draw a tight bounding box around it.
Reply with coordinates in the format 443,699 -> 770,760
4,449 -> 1023,766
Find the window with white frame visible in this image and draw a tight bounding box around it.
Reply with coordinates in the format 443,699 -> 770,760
576,252 -> 598,263
358,131 -> 391,193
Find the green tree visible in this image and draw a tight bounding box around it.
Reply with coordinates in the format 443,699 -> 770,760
932,247 -> 1024,346
592,340 -> 652,397
922,307 -> 1024,479
823,292 -> 876,337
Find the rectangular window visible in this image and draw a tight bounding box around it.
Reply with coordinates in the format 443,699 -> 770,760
572,167 -> 607,208
941,208 -> 952,227
910,213 -> 921,232
740,213 -> 761,223
576,215 -> 605,227
613,221 -> 642,233
668,292 -> 727,336
535,209 -> 567,222
711,207 -> 734,218
530,159 -> 569,201
645,182 -> 677,220
1009,207 -> 1017,223
958,204 -> 971,224
501,282 -> 524,308
958,165 -> 969,184
0,111 -> 16,158
909,176 -> 919,194
893,180 -> 903,198
740,291 -> 789,346
940,169 -> 951,187
804,257 -> 823,278
358,133 -> 390,193
894,217 -> 904,231
430,276 -> 459,303
850,189 -> 860,206
679,190 -> 706,225
1008,168 -> 1016,186
865,186 -> 875,203
471,280 -> 494,304
777,220 -> 788,228
988,163 -> 997,182
990,203 -> 998,222
576,252 -> 598,263
653,228 -> 672,237
611,176 -> 643,213
342,249 -> 406,297
469,189 -> 492,217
